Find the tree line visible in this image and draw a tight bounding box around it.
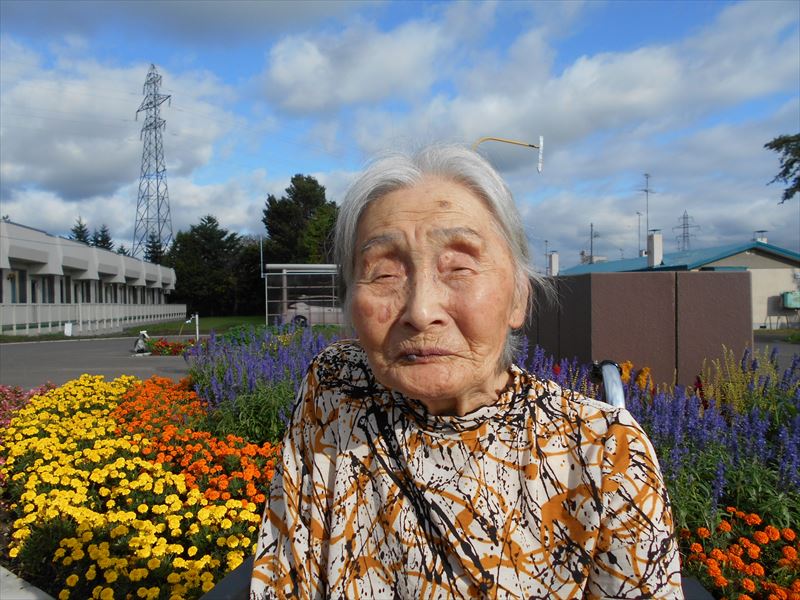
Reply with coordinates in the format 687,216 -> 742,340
61,135 -> 796,317
67,174 -> 337,316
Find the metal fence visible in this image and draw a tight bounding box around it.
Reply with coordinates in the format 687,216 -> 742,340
0,302 -> 187,336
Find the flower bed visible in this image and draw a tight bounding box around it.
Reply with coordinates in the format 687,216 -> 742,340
145,338 -> 196,356
683,508 -> 800,598
0,375 -> 275,600
1,331 -> 799,599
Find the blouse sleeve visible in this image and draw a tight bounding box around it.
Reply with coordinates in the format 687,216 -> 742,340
586,411 -> 684,599
250,360 -> 338,600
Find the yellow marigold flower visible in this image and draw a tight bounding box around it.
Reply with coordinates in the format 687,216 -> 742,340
65,574 -> 79,587
104,570 -> 118,583
166,573 -> 181,584
187,546 -> 198,557
147,557 -> 161,570
85,566 -> 96,581
201,580 -> 214,593
100,588 -> 114,600
137,504 -> 148,514
59,590 -> 70,600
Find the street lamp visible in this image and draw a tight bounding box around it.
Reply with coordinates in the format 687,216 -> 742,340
472,136 -> 544,173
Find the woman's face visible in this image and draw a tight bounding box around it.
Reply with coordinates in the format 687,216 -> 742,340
351,176 -> 527,416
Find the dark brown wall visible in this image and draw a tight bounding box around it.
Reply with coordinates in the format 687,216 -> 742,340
590,273 -> 677,385
526,271 -> 752,386
676,271 -> 752,383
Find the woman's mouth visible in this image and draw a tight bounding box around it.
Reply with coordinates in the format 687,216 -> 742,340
399,348 -> 451,363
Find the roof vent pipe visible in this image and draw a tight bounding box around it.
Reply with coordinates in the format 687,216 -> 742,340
548,251 -> 559,277
647,230 -> 663,268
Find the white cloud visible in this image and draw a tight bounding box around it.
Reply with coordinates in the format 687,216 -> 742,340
0,45 -> 239,202
263,19 -> 449,112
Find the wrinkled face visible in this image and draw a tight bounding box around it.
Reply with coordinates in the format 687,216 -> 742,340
351,176 -> 527,416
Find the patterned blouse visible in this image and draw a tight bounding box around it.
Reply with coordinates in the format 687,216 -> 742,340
251,341 -> 683,599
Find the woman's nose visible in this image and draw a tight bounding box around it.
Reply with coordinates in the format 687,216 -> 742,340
401,270 -> 447,331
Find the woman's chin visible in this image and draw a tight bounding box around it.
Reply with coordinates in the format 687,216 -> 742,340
384,363 -> 467,405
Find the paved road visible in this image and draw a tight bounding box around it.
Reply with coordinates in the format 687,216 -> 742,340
0,335 -> 795,391
753,336 -> 799,374
0,337 -> 191,389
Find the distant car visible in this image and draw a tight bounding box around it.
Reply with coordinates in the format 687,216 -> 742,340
282,298 -> 343,326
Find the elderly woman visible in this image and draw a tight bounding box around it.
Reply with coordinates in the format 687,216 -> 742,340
250,145 -> 682,599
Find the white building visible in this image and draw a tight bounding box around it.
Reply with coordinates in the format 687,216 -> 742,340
0,220 -> 186,336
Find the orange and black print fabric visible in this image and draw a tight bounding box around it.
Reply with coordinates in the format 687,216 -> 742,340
251,341 -> 683,599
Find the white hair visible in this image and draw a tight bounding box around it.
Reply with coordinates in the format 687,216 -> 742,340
335,144 -> 547,368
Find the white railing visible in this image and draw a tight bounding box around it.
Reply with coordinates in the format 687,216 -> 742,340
0,303 -> 188,336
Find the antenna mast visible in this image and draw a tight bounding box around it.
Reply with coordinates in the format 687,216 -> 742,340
132,64 -> 173,259
640,173 -> 656,235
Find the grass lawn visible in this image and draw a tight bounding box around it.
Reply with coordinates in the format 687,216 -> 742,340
0,315 -> 268,343
754,327 -> 800,344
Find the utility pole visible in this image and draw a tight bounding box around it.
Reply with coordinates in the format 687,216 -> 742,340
132,64 -> 173,258
636,211 -> 643,255
544,239 -> 549,275
589,223 -> 599,263
640,173 -> 655,236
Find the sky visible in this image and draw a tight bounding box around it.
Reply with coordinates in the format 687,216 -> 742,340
1,0 -> 798,270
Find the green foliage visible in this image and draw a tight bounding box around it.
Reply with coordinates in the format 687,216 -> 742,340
90,224 -> 114,250
764,132 -> 799,203
700,346 -> 798,417
14,517 -> 77,591
143,231 -> 165,264
203,380 -> 294,444
164,215 -> 241,315
262,174 -> 338,263
116,244 -> 130,256
69,217 -> 90,244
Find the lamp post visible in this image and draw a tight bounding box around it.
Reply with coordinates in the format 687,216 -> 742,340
472,135 -> 544,173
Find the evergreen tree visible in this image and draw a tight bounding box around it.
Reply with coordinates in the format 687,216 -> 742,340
261,174 -> 337,263
765,133 -> 800,203
70,217 -> 91,244
144,232 -> 164,264
164,215 -> 241,315
116,245 -> 131,256
91,224 -> 114,250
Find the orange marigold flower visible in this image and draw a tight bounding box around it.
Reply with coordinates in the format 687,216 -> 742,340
690,543 -> 704,554
782,546 -> 798,561
753,531 -> 770,545
726,506 -> 737,514
782,528 -> 797,542
718,520 -> 732,533
697,527 -> 712,539
709,548 -> 725,561
680,528 -> 692,539
713,575 -> 728,588
748,563 -> 765,578
747,545 -> 761,560
742,579 -> 756,593
738,595 -> 753,600
744,513 -> 762,526
765,525 -> 781,542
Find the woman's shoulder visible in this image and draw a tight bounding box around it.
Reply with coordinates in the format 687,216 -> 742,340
307,339 -> 376,391
523,371 -> 640,432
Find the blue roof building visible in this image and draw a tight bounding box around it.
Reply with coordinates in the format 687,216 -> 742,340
561,239 -> 800,329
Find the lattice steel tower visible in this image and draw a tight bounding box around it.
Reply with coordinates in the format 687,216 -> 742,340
132,64 -> 173,258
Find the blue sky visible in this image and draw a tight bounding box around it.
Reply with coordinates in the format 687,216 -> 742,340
1,0 -> 798,269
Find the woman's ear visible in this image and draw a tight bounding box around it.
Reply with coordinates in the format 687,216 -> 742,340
508,278 -> 529,330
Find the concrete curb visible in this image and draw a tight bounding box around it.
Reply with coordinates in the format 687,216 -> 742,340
0,566 -> 55,600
